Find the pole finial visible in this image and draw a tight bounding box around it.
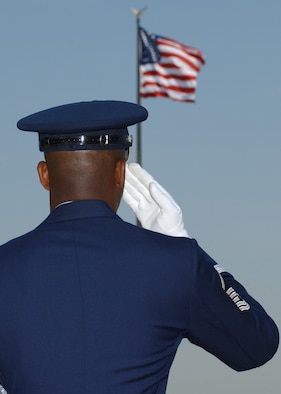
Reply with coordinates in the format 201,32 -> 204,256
131,6 -> 147,18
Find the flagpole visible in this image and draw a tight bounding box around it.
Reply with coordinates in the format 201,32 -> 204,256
136,13 -> 142,166
132,7 -> 147,166
132,7 -> 147,226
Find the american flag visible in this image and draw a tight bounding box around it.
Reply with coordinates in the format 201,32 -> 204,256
139,27 -> 205,102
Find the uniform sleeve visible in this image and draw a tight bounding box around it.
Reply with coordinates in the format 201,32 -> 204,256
185,241 -> 279,371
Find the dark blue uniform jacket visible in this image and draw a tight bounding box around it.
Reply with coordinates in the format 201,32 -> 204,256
0,200 -> 279,393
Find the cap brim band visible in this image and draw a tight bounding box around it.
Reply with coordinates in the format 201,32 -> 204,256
39,133 -> 133,152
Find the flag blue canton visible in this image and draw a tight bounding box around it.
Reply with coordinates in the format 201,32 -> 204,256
139,28 -> 161,64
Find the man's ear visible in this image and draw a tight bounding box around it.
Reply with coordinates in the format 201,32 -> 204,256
37,161 -> 50,191
115,159 -> 126,190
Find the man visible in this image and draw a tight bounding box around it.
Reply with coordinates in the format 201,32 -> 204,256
0,100 -> 278,393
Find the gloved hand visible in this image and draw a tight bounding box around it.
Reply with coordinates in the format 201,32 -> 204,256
0,385 -> 7,394
123,163 -> 189,237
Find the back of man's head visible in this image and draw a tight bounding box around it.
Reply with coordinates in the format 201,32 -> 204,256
17,100 -> 148,211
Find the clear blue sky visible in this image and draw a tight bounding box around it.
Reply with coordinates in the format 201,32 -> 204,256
0,1 -> 280,392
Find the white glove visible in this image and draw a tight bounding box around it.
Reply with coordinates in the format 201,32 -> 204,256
123,163 -> 189,237
0,385 -> 7,394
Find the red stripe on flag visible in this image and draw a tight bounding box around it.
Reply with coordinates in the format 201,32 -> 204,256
143,70 -> 197,81
159,51 -> 200,73
157,37 -> 205,65
141,81 -> 195,94
140,91 -> 195,103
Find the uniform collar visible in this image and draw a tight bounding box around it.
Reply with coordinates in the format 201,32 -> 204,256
43,199 -> 118,224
